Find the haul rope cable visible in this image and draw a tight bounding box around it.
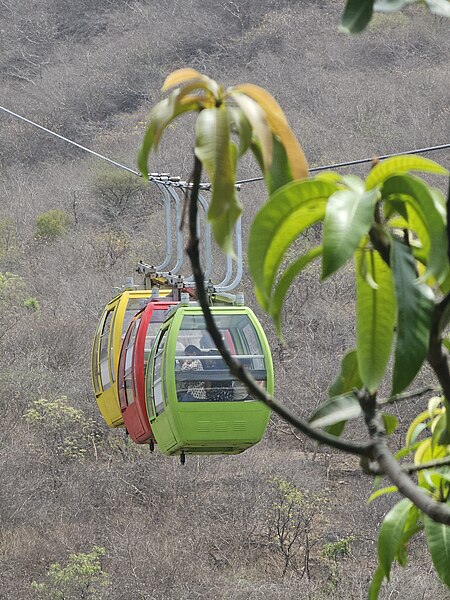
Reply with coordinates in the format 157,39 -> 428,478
1,104 -> 449,187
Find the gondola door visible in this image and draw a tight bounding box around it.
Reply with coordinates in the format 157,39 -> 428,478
118,302 -> 177,444
146,324 -> 177,452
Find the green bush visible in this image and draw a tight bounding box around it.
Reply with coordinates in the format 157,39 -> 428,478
24,396 -> 101,461
35,209 -> 72,241
31,546 -> 109,599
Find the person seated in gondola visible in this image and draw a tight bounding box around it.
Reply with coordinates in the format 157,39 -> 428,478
179,345 -> 207,402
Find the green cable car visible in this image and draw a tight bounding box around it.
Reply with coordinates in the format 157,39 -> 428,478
145,305 -> 273,458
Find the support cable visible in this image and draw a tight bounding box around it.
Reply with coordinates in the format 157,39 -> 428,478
235,143 -> 450,185
1,104 -> 449,189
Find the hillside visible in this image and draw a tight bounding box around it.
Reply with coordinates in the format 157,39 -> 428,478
0,1 -> 449,598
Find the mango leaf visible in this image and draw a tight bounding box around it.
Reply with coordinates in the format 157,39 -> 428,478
431,413 -> 447,451
428,396 -> 444,418
162,68 -> 220,96
355,248 -> 396,393
230,92 -> 273,172
265,135 -> 293,195
231,83 -> 308,179
270,246 -> 322,336
423,466 -> 450,491
249,179 -> 336,308
424,507 -> 450,587
438,300 -> 450,337
366,155 -> 448,190
322,187 -> 378,278
341,174 -> 365,193
424,0 -> 450,16
382,412 -> 398,435
429,187 -> 446,219
138,90 -> 199,179
407,422 -> 428,448
309,393 -> 361,432
406,409 -> 433,447
195,108 -> 241,254
328,349 -> 363,397
390,238 -> 435,395
377,498 -> 414,579
228,108 -> 252,157
414,438 -> 432,465
368,564 -> 385,600
382,175 -> 449,284
374,0 -> 417,11
341,0 -> 374,33
394,440 -> 422,460
397,505 -> 421,567
368,486 -> 398,503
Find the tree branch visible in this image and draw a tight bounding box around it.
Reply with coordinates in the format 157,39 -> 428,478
365,455 -> 450,476
379,385 -> 441,407
186,156 -> 372,458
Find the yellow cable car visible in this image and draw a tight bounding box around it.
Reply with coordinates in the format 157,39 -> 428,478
91,290 -> 155,427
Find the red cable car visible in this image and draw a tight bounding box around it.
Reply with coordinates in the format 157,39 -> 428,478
117,299 -> 177,445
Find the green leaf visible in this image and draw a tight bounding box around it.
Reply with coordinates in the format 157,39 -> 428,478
249,179 -> 336,308
138,90 -> 198,179
322,187 -> 378,278
309,393 -> 361,431
368,486 -> 398,503
341,0 -> 374,33
424,0 -> 450,17
265,135 -> 293,195
270,246 -> 322,336
366,155 -> 448,190
397,505 -> 421,567
390,238 -> 435,394
394,440 -> 422,460
382,174 -> 449,284
355,248 -> 396,393
231,91 -> 273,172
228,108 -> 252,157
405,409 -> 433,447
374,0 -> 416,11
424,507 -> 450,587
378,498 -> 414,579
368,564 -> 385,600
437,408 -> 450,445
195,108 -> 241,254
328,349 -> 363,397
382,412 -> 398,435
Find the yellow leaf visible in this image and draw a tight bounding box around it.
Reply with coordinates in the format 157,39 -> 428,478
232,83 -> 289,125
414,438 -> 431,465
232,83 -> 308,179
162,69 -> 221,98
162,68 -> 204,90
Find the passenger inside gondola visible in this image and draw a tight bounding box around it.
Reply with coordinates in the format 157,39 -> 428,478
175,314 -> 267,403
179,345 -> 207,402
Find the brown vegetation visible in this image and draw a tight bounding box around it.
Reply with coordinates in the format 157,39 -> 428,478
0,1 -> 449,598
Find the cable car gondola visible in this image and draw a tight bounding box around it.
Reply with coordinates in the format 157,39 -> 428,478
91,289 -> 155,427
146,305 -> 274,456
117,298 -> 178,444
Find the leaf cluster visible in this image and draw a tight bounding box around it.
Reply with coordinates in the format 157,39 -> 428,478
138,67 -> 308,254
